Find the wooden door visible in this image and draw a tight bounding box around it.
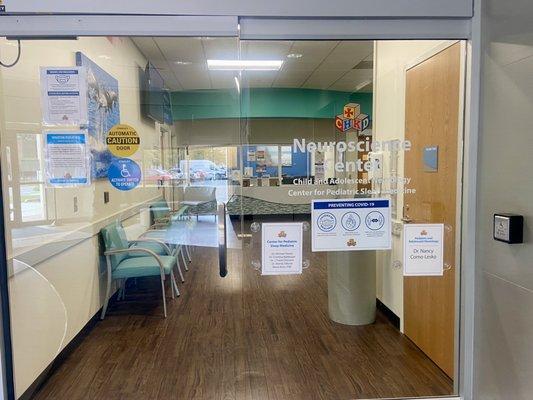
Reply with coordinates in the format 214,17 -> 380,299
403,42 -> 461,378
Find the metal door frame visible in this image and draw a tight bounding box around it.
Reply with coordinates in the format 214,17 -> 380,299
0,11 -> 481,400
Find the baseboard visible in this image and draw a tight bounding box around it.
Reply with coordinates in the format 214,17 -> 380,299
376,299 -> 400,330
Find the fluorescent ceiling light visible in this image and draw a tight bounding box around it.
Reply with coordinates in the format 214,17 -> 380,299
287,53 -> 303,59
207,59 -> 283,71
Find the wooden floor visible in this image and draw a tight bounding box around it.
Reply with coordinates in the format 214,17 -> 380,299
33,232 -> 452,399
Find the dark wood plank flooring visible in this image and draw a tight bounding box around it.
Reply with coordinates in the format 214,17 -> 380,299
32,240 -> 452,400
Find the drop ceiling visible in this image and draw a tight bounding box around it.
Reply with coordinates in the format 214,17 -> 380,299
132,37 -> 373,93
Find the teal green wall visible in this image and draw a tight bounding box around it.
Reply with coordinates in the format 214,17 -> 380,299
171,88 -> 372,121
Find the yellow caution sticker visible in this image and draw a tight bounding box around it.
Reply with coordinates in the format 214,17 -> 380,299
106,124 -> 140,157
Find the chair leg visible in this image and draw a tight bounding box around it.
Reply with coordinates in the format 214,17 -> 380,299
120,279 -> 127,300
101,275 -> 112,320
185,245 -> 192,263
170,271 -> 176,299
160,276 -> 167,318
176,255 -> 185,283
181,250 -> 189,271
172,268 -> 181,297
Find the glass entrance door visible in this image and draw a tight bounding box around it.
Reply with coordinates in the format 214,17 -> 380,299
0,35 -> 465,399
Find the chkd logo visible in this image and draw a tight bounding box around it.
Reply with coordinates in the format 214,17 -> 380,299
278,231 -> 287,238
335,103 -> 370,133
420,230 -> 428,236
346,238 -> 357,247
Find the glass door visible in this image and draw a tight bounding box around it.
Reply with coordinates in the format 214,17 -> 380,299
0,35 -> 465,399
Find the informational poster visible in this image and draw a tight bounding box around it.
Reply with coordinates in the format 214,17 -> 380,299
403,224 -> 444,276
247,150 -> 256,162
108,158 -> 142,191
40,67 -> 87,125
312,198 -> 391,252
45,131 -> 90,186
262,223 -> 303,275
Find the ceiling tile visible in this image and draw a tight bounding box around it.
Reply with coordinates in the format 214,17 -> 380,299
328,69 -> 374,91
318,41 -> 373,71
301,70 -> 346,90
155,37 -> 205,63
202,37 -> 239,60
240,40 -> 293,60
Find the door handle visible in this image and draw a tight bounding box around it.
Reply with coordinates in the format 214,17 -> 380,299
217,202 -> 227,277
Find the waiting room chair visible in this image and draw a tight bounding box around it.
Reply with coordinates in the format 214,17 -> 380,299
100,221 -> 180,319
148,199 -> 193,269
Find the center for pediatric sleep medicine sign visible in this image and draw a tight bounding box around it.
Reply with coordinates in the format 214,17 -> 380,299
403,224 -> 444,276
40,67 -> 87,125
45,131 -> 90,186
312,198 -> 391,252
262,223 -> 303,275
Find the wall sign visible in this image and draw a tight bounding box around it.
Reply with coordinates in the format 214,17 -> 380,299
106,124 -> 140,157
45,131 -> 90,186
403,224 -> 444,276
423,146 -> 438,172
262,223 -> 303,275
107,158 -> 141,191
40,67 -> 87,125
312,198 -> 391,251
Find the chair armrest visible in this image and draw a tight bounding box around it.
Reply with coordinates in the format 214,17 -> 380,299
104,248 -> 166,276
129,239 -> 172,255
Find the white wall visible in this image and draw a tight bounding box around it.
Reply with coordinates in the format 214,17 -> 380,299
0,37 -> 161,397
373,40 -> 447,327
473,0 -> 533,397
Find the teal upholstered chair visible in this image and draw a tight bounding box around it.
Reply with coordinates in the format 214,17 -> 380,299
100,221 -> 180,319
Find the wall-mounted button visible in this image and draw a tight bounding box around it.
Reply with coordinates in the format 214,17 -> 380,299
494,213 -> 523,244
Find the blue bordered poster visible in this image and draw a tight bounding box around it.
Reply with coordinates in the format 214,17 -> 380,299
311,198 -> 391,251
45,131 -> 90,186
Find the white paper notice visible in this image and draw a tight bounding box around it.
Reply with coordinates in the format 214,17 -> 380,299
312,198 -> 391,252
403,224 -> 444,276
40,67 -> 88,125
45,131 -> 90,186
262,223 -> 303,275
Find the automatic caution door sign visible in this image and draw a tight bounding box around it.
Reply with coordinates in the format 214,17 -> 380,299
106,124 -> 140,157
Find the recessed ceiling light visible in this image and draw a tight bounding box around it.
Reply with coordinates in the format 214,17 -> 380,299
207,59 -> 283,71
287,53 -> 303,59
174,60 -> 192,65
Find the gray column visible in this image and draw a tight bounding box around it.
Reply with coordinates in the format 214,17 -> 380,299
327,251 -> 376,325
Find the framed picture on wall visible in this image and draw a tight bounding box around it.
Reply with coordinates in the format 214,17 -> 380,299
76,52 -> 120,179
